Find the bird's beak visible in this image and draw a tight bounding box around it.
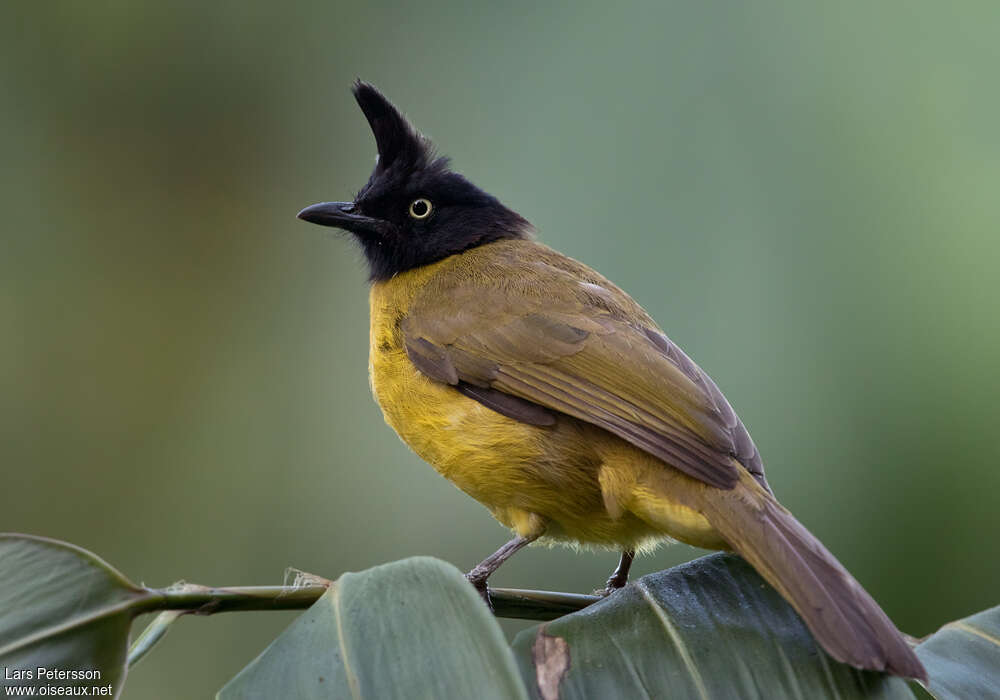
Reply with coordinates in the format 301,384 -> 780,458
296,201 -> 386,237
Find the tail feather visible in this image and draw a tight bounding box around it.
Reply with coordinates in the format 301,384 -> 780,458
698,472 -> 927,680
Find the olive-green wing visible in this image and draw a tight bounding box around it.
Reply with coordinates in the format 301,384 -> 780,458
401,257 -> 765,491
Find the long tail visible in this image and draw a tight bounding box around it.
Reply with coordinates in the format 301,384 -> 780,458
651,470 -> 927,680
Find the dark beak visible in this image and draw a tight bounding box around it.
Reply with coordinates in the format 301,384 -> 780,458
296,201 -> 386,237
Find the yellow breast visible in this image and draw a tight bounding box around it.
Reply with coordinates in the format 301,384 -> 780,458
366,256 -> 724,552
368,259 -> 542,505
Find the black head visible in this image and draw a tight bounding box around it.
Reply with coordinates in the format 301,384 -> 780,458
298,81 -> 531,281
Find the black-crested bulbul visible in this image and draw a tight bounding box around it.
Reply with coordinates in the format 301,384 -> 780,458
297,81 -> 926,680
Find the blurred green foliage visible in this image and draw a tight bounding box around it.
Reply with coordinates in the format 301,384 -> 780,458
2,3 -> 998,698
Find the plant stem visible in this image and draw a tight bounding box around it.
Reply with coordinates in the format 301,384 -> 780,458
491,587 -> 600,620
136,583 -> 330,615
134,583 -> 598,621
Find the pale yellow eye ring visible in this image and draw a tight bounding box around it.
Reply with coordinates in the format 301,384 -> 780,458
408,198 -> 432,219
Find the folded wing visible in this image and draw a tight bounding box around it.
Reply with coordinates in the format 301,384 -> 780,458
401,252 -> 766,492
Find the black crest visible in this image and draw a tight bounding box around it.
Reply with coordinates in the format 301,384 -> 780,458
352,80 -> 434,174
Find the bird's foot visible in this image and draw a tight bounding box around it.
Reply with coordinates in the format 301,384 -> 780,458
594,572 -> 630,597
595,550 -> 634,596
593,583 -> 627,598
465,572 -> 494,612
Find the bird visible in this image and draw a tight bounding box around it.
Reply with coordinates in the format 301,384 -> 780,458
296,80 -> 926,680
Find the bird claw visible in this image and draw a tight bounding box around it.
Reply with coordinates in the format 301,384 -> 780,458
593,584 -> 625,598
465,573 -> 494,612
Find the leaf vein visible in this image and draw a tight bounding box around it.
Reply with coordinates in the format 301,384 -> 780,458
330,584 -> 361,700
945,621 -> 1000,648
636,581 -> 709,700
0,592 -> 150,658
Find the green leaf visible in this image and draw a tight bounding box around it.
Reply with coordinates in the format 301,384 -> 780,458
512,552 -> 914,700
218,556 -> 529,700
0,534 -> 153,699
916,604 -> 1000,699
127,610 -> 185,669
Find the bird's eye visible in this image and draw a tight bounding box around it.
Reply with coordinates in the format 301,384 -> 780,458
408,198 -> 432,219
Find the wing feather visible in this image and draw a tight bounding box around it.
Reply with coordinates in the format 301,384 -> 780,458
400,245 -> 767,491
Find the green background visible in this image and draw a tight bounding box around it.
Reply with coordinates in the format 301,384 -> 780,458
3,3 -> 998,698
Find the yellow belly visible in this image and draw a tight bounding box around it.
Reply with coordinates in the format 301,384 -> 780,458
367,263 -> 727,552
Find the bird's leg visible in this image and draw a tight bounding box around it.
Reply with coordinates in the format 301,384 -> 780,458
465,533 -> 539,608
599,550 -> 635,596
